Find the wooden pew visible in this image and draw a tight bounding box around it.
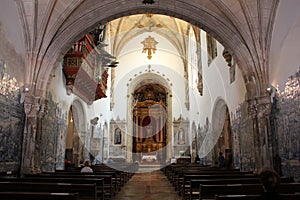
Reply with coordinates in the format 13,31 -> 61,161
198,183 -> 300,200
60,165 -> 128,187
92,170 -> 124,189
0,181 -> 97,200
187,176 -> 294,200
215,193 -> 300,200
168,165 -> 240,180
42,171 -> 120,194
1,177 -> 104,200
0,192 -> 79,200
184,177 -> 260,200
173,169 -> 252,192
25,173 -> 114,199
199,184 -> 263,200
214,194 -> 259,200
175,172 -> 254,194
0,170 -> 18,178
166,165 -> 215,183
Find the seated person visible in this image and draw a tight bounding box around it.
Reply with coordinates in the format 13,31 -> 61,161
80,160 -> 93,173
257,169 -> 283,200
218,152 -> 225,167
194,154 -> 200,164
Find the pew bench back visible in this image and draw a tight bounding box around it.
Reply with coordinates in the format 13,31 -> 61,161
198,183 -> 300,200
214,193 -> 300,200
0,192 -> 79,200
0,181 -> 97,200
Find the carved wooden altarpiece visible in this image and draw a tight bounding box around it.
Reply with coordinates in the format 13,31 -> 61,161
132,84 -> 167,162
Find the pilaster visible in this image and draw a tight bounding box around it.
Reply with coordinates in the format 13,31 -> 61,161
21,94 -> 47,174
248,94 -> 272,173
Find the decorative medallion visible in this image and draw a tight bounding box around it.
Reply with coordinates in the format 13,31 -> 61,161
141,36 -> 158,59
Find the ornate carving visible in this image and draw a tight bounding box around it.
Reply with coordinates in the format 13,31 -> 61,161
142,0 -> 155,5
141,36 -> 158,59
22,95 -> 49,174
173,115 -> 190,157
222,49 -> 232,67
90,117 -> 99,126
248,96 -> 271,119
133,84 -> 167,104
132,84 -> 167,162
62,33 -> 112,103
247,95 -> 272,172
206,33 -> 217,66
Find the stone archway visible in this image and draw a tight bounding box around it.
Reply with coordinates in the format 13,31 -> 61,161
214,108 -> 233,168
127,72 -> 172,162
68,99 -> 87,167
211,98 -> 233,166
16,0 -> 278,100
65,106 -> 76,166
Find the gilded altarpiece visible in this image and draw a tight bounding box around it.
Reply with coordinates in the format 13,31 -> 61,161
132,85 -> 167,162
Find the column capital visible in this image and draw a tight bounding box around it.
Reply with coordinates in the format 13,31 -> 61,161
248,95 -> 271,119
24,94 -> 48,118
90,117 -> 99,126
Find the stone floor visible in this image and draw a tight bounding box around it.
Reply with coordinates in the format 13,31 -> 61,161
113,170 -> 181,200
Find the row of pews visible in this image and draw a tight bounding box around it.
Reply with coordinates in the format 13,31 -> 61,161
0,162 -> 139,200
161,163 -> 300,200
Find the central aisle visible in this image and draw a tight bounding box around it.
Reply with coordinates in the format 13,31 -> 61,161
113,170 -> 181,200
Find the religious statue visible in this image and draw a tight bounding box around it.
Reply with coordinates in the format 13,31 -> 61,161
146,125 -> 153,138
178,129 -> 185,144
115,128 -> 121,144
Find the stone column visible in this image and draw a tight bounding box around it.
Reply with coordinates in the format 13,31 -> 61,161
183,59 -> 190,110
21,94 -> 47,174
90,117 -> 99,137
89,117 -> 99,162
135,116 -> 139,142
155,116 -> 159,142
248,95 -> 273,173
160,116 -> 163,142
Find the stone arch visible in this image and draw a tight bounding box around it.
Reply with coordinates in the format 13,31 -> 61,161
70,99 -> 87,166
210,97 -> 233,166
211,98 -> 228,139
126,70 -> 173,162
30,1 -> 274,99
198,97 -> 228,161
72,99 -> 87,134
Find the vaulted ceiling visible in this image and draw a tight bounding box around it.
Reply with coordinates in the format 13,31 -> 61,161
109,14 -> 193,57
14,0 -> 279,98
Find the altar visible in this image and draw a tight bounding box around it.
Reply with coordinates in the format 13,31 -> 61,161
141,152 -> 157,163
